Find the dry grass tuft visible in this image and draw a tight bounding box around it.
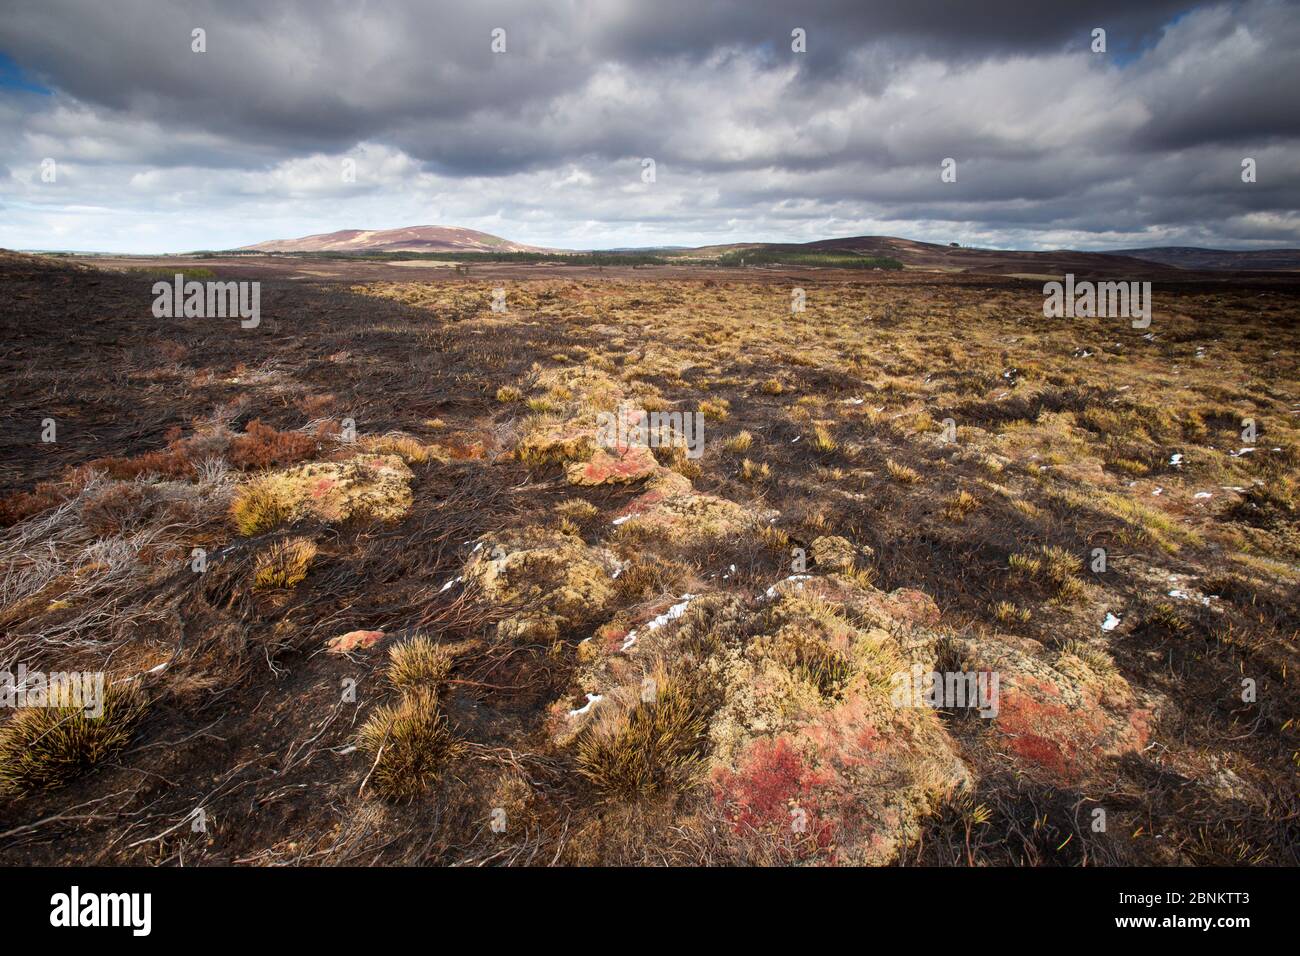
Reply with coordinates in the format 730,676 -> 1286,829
576,675 -> 709,799
0,682 -> 147,794
252,536 -> 317,589
724,430 -> 754,453
942,489 -> 979,522
356,689 -> 463,802
810,424 -> 838,453
387,636 -> 455,693
992,600 -> 1032,625
699,399 -> 730,421
230,480 -> 291,536
886,459 -> 922,483
1008,552 -> 1042,576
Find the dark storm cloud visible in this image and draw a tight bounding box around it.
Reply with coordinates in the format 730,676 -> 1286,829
0,0 -> 1248,167
0,0 -> 1297,252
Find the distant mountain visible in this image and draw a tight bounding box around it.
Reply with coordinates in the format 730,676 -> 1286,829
239,225 -> 549,254
1109,246 -> 1300,271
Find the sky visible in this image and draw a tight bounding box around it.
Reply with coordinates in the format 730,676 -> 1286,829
0,0 -> 1298,254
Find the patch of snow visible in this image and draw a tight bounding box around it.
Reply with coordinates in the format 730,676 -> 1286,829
621,594 -> 699,652
764,575 -> 812,600
1101,612 -> 1122,632
568,693 -> 602,718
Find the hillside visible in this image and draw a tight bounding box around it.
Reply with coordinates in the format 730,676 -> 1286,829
240,225 -> 549,254
681,236 -> 1188,278
1111,246 -> 1300,271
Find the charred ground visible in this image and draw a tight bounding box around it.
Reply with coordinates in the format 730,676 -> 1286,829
0,252 -> 1296,865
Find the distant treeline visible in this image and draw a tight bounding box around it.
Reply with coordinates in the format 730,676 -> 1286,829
714,249 -> 904,269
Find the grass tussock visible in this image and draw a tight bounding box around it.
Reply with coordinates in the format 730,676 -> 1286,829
1009,544 -> 1087,602
723,430 -> 753,453
992,600 -> 1032,625
810,424 -> 838,453
387,636 -> 455,693
252,536 -> 317,589
356,689 -> 463,801
0,682 -> 147,794
942,489 -> 979,522
886,459 -> 922,483
230,480 -> 291,536
784,631 -> 854,697
576,674 -> 709,799
699,399 -> 730,421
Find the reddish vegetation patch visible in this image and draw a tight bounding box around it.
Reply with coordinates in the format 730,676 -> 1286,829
617,473 -> 693,518
1005,728 -> 1075,781
227,420 -> 319,470
443,432 -> 490,460
594,623 -> 630,653
568,444 -> 659,485
995,676 -> 1112,784
92,435 -> 199,480
713,737 -> 835,859
0,479 -> 72,526
310,478 -> 338,499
